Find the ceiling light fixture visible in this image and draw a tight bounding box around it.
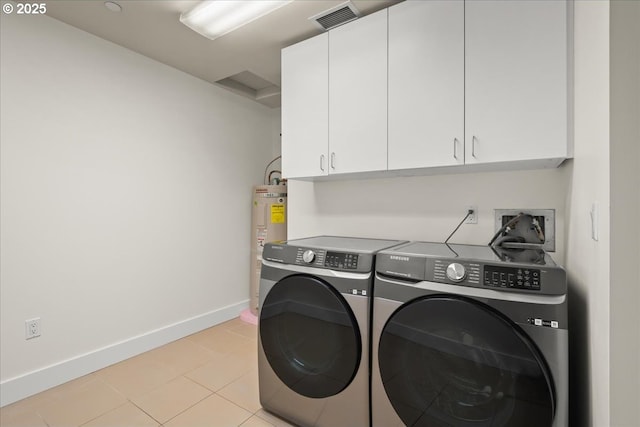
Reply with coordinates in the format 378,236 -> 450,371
180,0 -> 292,41
104,1 -> 122,13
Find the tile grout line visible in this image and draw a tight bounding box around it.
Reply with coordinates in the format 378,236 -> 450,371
130,376 -> 214,426
76,400 -> 129,427
213,393 -> 255,426
33,406 -> 52,427
36,377 -> 128,427
186,365 -> 254,395
127,397 -> 164,426
127,385 -> 214,427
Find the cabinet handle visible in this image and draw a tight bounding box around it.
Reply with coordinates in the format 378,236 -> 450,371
453,138 -> 459,160
330,152 -> 336,170
320,154 -> 325,171
472,136 -> 478,158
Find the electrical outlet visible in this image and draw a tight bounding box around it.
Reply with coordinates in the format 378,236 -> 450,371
465,206 -> 478,224
494,209 -> 556,251
25,318 -> 41,340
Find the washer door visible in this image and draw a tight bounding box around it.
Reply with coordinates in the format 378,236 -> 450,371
260,274 -> 361,399
378,296 -> 554,427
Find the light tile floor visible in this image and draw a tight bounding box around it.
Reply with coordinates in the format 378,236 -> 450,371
0,318 -> 295,427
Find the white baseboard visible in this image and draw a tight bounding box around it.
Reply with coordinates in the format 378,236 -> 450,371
0,300 -> 249,407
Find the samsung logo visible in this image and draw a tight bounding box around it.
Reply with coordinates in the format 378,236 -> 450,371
390,255 -> 410,262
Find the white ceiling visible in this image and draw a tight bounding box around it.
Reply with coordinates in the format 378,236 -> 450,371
42,0 -> 402,107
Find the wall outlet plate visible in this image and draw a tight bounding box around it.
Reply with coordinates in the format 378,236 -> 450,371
25,318 -> 41,340
465,206 -> 478,224
494,209 -> 556,252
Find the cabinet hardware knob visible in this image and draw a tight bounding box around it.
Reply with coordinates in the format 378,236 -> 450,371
320,154 -> 325,171
454,138 -> 459,160
330,152 -> 336,170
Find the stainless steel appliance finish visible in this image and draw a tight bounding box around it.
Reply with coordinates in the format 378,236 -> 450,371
372,242 -> 568,427
259,236 -> 406,427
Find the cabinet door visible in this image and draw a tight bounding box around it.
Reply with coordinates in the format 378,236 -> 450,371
281,33 -> 329,178
388,0 -> 464,170
329,9 -> 387,174
465,0 -> 569,164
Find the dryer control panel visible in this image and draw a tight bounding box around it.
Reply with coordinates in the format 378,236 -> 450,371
325,251 -> 359,270
375,242 -> 566,295
293,248 -> 361,271
431,260 -> 543,291
484,265 -> 541,290
433,260 -> 481,285
262,243 -> 374,273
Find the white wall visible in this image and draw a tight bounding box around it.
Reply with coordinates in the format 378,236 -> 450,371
610,0 -> 640,425
0,14 -> 278,405
564,1 -> 611,426
268,108 -> 283,179
289,168 -> 570,264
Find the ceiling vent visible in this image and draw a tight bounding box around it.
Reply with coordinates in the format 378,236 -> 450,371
309,1 -> 360,31
215,71 -> 281,108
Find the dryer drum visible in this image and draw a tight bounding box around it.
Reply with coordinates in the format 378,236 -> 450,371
260,274 -> 362,399
378,295 -> 555,427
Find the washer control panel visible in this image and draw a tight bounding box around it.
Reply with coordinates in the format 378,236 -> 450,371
376,243 -> 566,295
431,260 -> 541,291
290,247 -> 360,271
484,265 -> 541,290
302,249 -> 316,264
446,263 -> 467,282
325,251 -> 359,270
263,243 -> 376,273
433,260 -> 481,285
294,248 -> 325,267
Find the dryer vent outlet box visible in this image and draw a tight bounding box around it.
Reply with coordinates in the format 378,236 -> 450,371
495,209 -> 556,252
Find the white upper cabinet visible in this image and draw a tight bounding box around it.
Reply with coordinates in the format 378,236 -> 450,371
328,9 -> 388,175
388,0 -> 464,170
281,0 -> 571,180
465,0 -> 570,164
281,33 -> 329,179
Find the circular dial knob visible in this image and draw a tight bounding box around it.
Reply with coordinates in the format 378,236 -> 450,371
302,250 -> 316,264
446,263 -> 466,282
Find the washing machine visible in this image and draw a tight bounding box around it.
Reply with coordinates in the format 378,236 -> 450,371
371,242 -> 568,427
259,236 -> 406,427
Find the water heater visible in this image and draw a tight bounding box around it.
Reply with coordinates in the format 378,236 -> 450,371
250,183 -> 287,315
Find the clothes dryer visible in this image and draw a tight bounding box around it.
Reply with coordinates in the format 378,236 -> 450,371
372,242 -> 568,427
259,236 -> 406,427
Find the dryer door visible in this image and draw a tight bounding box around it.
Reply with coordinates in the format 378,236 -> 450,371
378,295 -> 555,427
259,274 -> 361,398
